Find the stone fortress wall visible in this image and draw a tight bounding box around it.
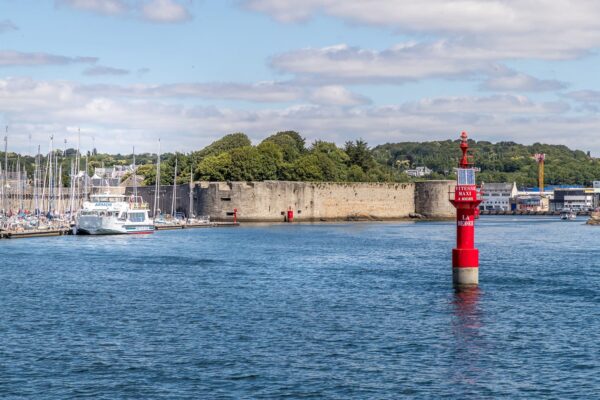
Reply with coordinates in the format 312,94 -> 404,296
195,180 -> 456,222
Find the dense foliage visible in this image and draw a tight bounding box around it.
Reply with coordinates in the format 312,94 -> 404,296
3,133 -> 600,187
373,140 -> 599,187
193,132 -> 401,183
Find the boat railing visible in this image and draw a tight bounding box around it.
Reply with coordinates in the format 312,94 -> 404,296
130,202 -> 149,210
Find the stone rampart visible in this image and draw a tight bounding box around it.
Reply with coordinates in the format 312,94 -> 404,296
195,180 -> 454,222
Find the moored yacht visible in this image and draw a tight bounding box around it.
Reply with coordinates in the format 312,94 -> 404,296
76,193 -> 154,235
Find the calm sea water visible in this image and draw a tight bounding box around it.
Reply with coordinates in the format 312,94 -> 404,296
1,217 -> 599,398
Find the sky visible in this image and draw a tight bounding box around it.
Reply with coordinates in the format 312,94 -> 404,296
2,0 -> 600,155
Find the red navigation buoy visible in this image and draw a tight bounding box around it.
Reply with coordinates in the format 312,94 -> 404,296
287,206 -> 294,223
233,208 -> 238,224
449,132 -> 482,286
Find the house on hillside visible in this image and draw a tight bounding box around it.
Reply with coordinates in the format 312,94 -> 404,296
405,166 -> 432,177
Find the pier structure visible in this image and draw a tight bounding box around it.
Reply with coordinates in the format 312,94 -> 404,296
449,132 -> 482,286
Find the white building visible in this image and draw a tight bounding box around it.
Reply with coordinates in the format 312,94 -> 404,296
405,166 -> 432,177
480,182 -> 518,211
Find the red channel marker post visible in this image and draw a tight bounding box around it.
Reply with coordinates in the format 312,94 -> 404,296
449,131 -> 482,286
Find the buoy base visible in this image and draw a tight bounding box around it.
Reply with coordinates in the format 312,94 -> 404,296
453,267 -> 479,286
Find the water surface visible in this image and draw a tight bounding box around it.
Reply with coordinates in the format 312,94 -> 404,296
1,217 -> 599,398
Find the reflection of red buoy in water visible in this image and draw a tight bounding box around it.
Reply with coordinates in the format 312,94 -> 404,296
449,132 -> 482,287
286,207 -> 294,223
453,286 -> 482,331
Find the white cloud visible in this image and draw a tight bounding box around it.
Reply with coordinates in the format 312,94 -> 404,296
566,90 -> 600,103
271,42 -> 497,83
0,77 -> 368,105
56,0 -> 192,23
83,65 -> 130,76
480,66 -> 567,92
308,85 -> 371,106
0,51 -> 97,67
246,0 -> 600,60
75,79 -> 371,104
141,0 -> 191,23
2,77 -> 599,155
57,0 -> 128,15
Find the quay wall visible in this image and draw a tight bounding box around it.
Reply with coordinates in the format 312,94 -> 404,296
195,180 -> 455,222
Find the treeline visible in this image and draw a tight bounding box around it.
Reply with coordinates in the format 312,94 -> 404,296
3,132 -> 600,187
373,139 -> 600,187
141,131 -> 405,185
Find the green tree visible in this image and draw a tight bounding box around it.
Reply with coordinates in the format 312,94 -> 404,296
262,131 -> 306,162
345,139 -> 376,172
293,154 -> 324,181
196,152 -> 232,181
192,133 -> 251,161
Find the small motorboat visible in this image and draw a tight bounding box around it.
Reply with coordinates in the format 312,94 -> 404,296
560,208 -> 577,220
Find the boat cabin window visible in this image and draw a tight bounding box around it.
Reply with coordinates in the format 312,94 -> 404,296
128,212 -> 146,222
91,196 -> 126,203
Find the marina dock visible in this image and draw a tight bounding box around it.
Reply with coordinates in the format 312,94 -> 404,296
479,210 -> 592,216
0,228 -> 72,239
1,221 -> 240,240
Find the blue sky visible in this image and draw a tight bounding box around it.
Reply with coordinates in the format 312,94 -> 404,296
2,0 -> 600,154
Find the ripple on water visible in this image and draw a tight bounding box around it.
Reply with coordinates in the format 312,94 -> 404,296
1,220 -> 599,398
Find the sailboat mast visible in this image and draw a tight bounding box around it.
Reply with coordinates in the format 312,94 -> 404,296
189,165 -> 193,219
3,128 -> 8,213
171,157 -> 177,217
16,156 -> 22,211
69,159 -> 75,218
133,146 -> 138,200
76,128 -> 81,211
58,164 -> 63,215
49,135 -> 54,214
153,139 -> 161,217
34,145 -> 40,214
41,145 -> 49,213
84,154 -> 88,201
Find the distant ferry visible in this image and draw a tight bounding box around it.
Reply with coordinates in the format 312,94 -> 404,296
76,194 -> 154,235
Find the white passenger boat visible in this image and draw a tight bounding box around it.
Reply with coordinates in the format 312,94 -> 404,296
76,194 -> 154,235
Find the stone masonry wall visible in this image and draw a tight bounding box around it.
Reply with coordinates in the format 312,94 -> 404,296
196,180 -> 454,222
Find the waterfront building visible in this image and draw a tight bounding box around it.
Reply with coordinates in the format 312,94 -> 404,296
479,182 -> 518,211
551,188 -> 595,211
515,195 -> 550,211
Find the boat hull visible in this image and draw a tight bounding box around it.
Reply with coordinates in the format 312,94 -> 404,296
76,216 -> 154,235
